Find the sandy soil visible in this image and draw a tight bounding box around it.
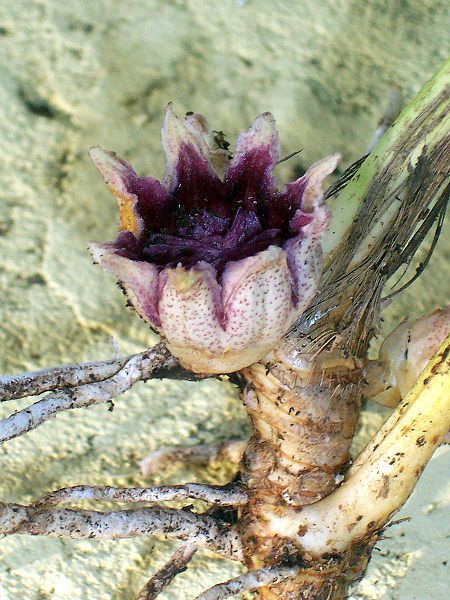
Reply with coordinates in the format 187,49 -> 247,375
0,1 -> 448,598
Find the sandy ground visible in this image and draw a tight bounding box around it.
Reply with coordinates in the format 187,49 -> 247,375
0,1 -> 448,598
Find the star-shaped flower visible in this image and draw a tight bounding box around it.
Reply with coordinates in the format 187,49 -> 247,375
89,105 -> 339,373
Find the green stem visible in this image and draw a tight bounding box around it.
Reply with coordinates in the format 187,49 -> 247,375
322,59 -> 450,262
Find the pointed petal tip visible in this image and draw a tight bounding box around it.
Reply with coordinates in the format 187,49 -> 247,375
89,145 -> 111,170
225,111 -> 280,191
89,146 -> 134,180
88,145 -> 101,159
300,153 -> 341,211
257,111 -> 275,122
89,144 -> 105,156
323,152 -> 341,172
249,111 -> 277,139
89,145 -> 113,163
305,153 -> 341,180
163,101 -> 176,123
162,102 -> 210,147
236,111 -> 279,159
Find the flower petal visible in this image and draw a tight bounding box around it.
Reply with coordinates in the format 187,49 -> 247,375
161,104 -> 226,215
220,245 -> 296,358
158,262 -> 226,372
162,105 -> 211,184
184,113 -> 231,178
89,147 -> 144,238
284,206 -> 329,307
89,241 -> 161,328
224,112 -> 279,213
229,112 -> 279,170
89,146 -> 169,235
271,153 -> 340,232
301,153 -> 341,211
159,247 -> 306,373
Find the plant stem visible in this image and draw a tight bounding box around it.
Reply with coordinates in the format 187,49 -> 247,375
238,342 -> 362,598
279,334 -> 449,558
235,60 -> 450,598
322,58 -> 450,262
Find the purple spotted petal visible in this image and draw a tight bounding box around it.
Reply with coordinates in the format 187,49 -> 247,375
284,210 -> 328,306
158,248 -> 301,373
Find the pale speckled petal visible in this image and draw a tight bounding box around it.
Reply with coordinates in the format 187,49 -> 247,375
221,246 -> 297,355
89,147 -> 144,238
158,263 -> 227,371
159,248 -> 307,374
284,231 -> 324,309
89,242 -> 161,328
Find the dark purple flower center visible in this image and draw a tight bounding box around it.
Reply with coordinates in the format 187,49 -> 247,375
115,143 -> 313,274
143,208 -> 282,273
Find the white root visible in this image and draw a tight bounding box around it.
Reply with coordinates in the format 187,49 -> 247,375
0,502 -> 243,560
0,355 -> 130,401
136,543 -> 198,599
194,565 -> 299,600
0,345 -> 179,443
140,439 -> 247,477
35,483 -> 248,507
283,334 -> 450,555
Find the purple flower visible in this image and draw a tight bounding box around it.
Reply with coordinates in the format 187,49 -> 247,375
89,105 -> 339,373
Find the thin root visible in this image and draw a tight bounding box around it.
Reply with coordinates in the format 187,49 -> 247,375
35,483 -> 248,508
140,439 -> 247,477
137,543 -> 198,599
195,565 -> 299,600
